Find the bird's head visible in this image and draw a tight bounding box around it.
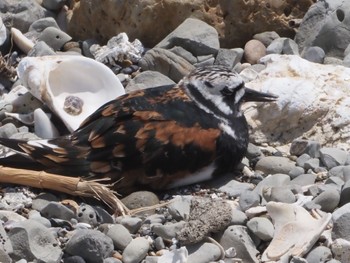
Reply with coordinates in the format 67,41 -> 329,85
181,65 -> 277,117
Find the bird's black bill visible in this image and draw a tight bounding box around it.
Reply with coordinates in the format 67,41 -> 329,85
243,88 -> 278,102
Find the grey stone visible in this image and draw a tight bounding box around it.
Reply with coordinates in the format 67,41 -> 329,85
304,158 -> 320,171
125,71 -> 175,93
343,52 -> 350,67
346,153 -> 350,165
122,237 -> 150,263
195,54 -> 215,67
143,256 -> 158,263
103,258 -> 122,263
76,203 -> 99,227
313,188 -> 340,212
156,18 -> 219,56
325,176 -> 344,192
301,46 -> 326,63
340,180 -> 350,206
217,225 -> 259,263
139,47 -> 195,82
290,139 -> 321,158
121,191 -> 159,211
0,248 -> 11,263
40,201 -> 75,221
42,0 -> 66,11
246,143 -> 263,162
320,147 -> 348,169
65,229 -> 113,263
305,246 -> 332,263
0,123 -> 17,138
230,209 -> 248,225
81,39 -> 99,58
8,219 -> 62,262
331,238 -> 350,262
28,17 -> 59,33
239,190 -> 260,211
115,215 -> 142,234
282,38 -> 299,55
344,43 -> 350,57
343,165 -> 350,182
152,221 -> 186,240
289,166 -> 305,179
169,46 -> 197,64
93,206 -> 114,224
105,224 -> 132,250
38,27 -> 72,51
326,260 -> 341,263
214,48 -> 243,68
324,56 -> 343,65
167,195 -> 192,221
332,203 -> 350,240
63,255 -> 86,263
27,41 -> 55,56
28,210 -> 51,228
187,242 -> 222,263
253,173 -> 291,198
0,224 -> 12,255
218,180 -> 254,198
295,0 -> 350,57
255,156 -> 296,175
329,166 -> 346,180
290,173 -> 317,186
143,214 -> 166,225
247,217 -> 274,241
266,37 -> 288,54
0,1 -> 49,33
154,236 -> 165,250
296,153 -> 311,168
32,192 -> 58,212
263,187 -> 296,203
253,31 -> 280,47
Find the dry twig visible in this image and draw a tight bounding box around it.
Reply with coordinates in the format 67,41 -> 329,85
0,165 -> 130,215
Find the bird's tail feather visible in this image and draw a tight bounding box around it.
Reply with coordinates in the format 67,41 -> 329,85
0,137 -> 90,175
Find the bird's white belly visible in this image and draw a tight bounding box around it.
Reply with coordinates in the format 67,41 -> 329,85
167,163 -> 216,188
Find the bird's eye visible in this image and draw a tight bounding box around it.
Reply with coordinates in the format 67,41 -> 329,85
221,86 -> 234,96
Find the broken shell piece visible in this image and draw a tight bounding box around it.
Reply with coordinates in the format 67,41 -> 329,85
90,32 -> 144,67
11,28 -> 35,54
262,202 -> 331,262
17,55 -> 125,131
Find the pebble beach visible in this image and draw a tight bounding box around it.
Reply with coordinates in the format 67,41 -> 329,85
1,0 -> 350,263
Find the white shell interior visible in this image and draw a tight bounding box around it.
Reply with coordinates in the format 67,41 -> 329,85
17,56 -> 125,132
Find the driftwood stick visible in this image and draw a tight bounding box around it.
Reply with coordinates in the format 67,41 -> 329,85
0,166 -> 130,215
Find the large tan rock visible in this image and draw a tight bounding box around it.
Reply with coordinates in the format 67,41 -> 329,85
66,0 -> 313,48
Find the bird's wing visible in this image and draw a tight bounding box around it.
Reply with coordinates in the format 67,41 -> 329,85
0,86 -> 223,191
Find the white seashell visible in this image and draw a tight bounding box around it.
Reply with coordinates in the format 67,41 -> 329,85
34,108 -> 60,139
10,28 -> 35,54
17,55 -> 125,131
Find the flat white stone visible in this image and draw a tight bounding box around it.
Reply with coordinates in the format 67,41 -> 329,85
244,54 -> 350,150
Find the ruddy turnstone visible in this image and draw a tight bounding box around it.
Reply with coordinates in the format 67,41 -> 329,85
0,66 -> 277,194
